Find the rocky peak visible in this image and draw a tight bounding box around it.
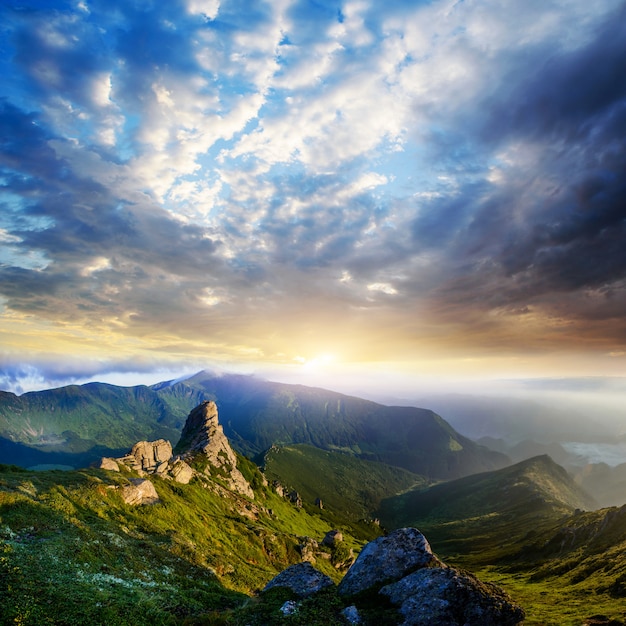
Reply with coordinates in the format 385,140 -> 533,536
176,401 -> 253,499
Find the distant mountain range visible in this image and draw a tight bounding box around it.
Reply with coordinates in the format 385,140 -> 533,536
0,370 -> 508,480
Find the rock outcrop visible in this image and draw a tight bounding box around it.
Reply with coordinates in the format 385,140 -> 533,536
175,401 -> 253,498
263,562 -> 334,598
96,457 -> 120,472
120,478 -> 159,505
337,527 -> 525,626
169,458 -> 194,484
379,566 -> 524,626
125,439 -> 172,473
322,529 -> 343,547
338,527 -> 440,597
264,527 -> 524,625
97,401 -> 253,498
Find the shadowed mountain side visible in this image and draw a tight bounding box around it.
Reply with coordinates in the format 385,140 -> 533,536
262,444 -> 427,527
0,384 -> 183,467
157,371 -> 510,480
378,455 -> 597,563
0,435 -> 126,470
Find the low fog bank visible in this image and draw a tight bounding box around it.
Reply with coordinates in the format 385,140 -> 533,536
410,387 -> 626,444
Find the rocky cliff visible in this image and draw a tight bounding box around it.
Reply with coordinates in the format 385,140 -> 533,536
175,401 -> 254,498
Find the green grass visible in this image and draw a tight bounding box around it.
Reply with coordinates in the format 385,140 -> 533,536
0,462 -> 369,625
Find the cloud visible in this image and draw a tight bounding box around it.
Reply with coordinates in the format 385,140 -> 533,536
0,0 -> 625,389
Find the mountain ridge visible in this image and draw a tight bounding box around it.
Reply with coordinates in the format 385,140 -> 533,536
0,371 -> 509,480
378,454 -> 598,566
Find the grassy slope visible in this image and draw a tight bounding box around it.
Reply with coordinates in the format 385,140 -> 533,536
0,461 -> 373,625
476,504 -> 626,625
378,455 -> 596,559
263,444 -> 426,530
378,455 -> 626,625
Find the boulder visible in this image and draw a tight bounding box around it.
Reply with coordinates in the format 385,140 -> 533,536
322,529 -> 343,547
288,490 -> 302,507
263,562 -> 335,598
298,537 -> 318,563
338,527 -> 440,597
170,459 -> 194,484
120,478 -> 159,506
380,566 -> 525,626
280,600 -> 299,615
342,605 -> 361,625
95,457 -> 120,472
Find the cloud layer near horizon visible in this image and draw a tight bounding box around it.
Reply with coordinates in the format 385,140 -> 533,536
1,0 -> 625,392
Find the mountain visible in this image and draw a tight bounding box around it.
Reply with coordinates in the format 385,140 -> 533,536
375,456 -> 626,623
378,455 -> 598,562
0,371 -> 509,480
2,401 -> 626,624
155,371 -> 509,479
0,399 -> 522,626
510,503 -> 626,593
0,383 -> 183,467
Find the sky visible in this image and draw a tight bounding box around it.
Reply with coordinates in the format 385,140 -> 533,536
1,0 -> 626,396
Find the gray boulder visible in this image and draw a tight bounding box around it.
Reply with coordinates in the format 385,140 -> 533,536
322,529 -> 343,547
380,566 -> 525,626
342,605 -> 362,624
263,562 -> 334,598
338,527 -> 440,597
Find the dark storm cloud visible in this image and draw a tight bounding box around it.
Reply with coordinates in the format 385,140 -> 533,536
407,8 -> 626,324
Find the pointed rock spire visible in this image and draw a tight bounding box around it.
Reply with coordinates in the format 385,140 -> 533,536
176,401 -> 254,498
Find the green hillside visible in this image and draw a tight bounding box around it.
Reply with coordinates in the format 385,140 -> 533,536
377,455 -> 626,625
0,460 -> 375,625
378,455 -> 597,560
0,384 -> 183,467
263,444 -> 426,529
0,372 -> 509,481
471,503 -> 626,625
